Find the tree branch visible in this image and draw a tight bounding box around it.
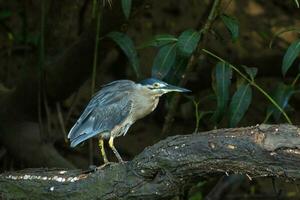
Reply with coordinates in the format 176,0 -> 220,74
1,124 -> 300,199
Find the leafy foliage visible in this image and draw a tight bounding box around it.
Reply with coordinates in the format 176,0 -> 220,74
152,43 -> 177,79
177,29 -> 201,57
282,39 -> 300,76
221,14 -> 239,42
139,34 -> 177,49
228,84 -> 252,127
121,0 -> 132,19
242,65 -> 258,81
149,29 -> 201,79
294,0 -> 300,8
212,62 -> 232,123
203,48 -> 293,125
164,55 -> 188,84
106,28 -> 201,81
189,192 -> 203,200
267,83 -> 294,121
107,31 -> 140,77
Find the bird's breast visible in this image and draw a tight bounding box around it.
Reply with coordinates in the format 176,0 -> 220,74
131,95 -> 160,122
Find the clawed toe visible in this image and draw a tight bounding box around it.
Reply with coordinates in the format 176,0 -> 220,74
96,160 -> 127,170
96,162 -> 113,170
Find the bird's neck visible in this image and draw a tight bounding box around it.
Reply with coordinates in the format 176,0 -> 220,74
131,87 -> 161,121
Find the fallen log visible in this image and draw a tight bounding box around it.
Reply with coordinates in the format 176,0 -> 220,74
0,124 -> 300,199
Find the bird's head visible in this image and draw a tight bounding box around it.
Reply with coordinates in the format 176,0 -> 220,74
139,78 -> 191,95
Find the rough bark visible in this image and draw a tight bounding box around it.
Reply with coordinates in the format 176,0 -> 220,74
1,124 -> 300,200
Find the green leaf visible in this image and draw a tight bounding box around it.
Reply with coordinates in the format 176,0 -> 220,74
121,0 -> 132,19
0,10 -> 12,20
152,43 -> 177,79
212,62 -> 232,123
221,14 -> 239,42
242,65 -> 258,81
267,83 -> 294,121
189,192 -> 203,200
138,34 -> 177,49
294,0 -> 300,8
282,39 -> 300,76
177,29 -> 201,57
164,55 -> 188,84
107,31 -> 140,77
236,76 -> 246,88
228,84 -> 252,127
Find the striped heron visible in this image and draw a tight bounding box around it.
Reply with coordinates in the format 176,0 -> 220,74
68,78 -> 190,163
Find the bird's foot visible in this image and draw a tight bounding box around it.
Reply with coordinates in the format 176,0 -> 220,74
82,164 -> 107,174
119,160 -> 127,164
96,160 -> 127,170
96,162 -> 114,170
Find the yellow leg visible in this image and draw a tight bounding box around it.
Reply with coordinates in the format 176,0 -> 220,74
109,137 -> 124,163
98,138 -> 108,164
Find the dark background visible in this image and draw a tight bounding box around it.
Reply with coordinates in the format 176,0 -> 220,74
0,0 -> 300,199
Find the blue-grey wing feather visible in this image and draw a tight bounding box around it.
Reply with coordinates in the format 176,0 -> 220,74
71,80 -> 134,125
68,80 -> 134,147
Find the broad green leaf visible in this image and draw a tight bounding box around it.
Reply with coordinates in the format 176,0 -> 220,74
107,31 -> 140,77
242,65 -> 258,81
267,83 -> 294,121
294,0 -> 300,8
189,192 -> 203,200
121,0 -> 132,19
282,39 -> 300,76
212,62 -> 232,123
138,34 -> 177,49
228,84 -> 252,127
0,10 -> 12,20
221,14 -> 239,42
236,76 -> 246,88
164,55 -> 188,84
177,29 -> 201,57
152,43 -> 177,79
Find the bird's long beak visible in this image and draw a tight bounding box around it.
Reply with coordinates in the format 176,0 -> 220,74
163,84 -> 191,93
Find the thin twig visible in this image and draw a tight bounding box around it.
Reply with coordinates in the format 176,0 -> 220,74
43,88 -> 52,137
66,91 -> 80,123
292,73 -> 300,87
91,2 -> 102,96
56,102 -> 68,143
89,0 -> 103,165
0,147 -> 7,160
38,0 -> 46,141
161,0 -> 222,136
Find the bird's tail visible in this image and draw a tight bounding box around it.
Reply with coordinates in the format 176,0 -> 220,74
68,117 -> 97,147
70,131 -> 99,147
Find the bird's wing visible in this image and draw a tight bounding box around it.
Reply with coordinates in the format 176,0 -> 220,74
70,80 -> 135,127
68,80 -> 134,147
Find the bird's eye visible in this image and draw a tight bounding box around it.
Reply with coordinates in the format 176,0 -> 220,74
153,83 -> 160,88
